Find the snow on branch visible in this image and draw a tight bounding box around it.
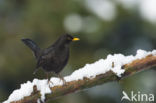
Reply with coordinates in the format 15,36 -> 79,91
3,49 -> 156,103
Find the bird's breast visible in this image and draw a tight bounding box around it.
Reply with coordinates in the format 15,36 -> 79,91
55,48 -> 69,63
43,48 -> 69,73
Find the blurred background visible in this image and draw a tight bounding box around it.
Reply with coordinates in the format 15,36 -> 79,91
0,0 -> 156,103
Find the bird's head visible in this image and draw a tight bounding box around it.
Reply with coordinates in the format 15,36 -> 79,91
60,34 -> 80,44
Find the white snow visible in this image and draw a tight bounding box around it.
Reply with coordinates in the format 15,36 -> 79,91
33,79 -> 51,101
3,79 -> 51,103
3,81 -> 34,103
3,49 -> 156,103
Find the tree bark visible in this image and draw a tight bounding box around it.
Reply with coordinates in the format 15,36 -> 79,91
10,54 -> 156,103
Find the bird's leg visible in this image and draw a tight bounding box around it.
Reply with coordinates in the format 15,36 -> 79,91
52,72 -> 66,85
46,72 -> 49,80
46,72 -> 53,85
57,73 -> 66,85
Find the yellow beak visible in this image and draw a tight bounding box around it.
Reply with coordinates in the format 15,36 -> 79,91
72,37 -> 80,41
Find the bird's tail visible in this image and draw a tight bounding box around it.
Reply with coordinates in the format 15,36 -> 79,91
22,38 -> 41,58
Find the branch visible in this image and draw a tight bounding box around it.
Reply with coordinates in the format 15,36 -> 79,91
4,50 -> 156,103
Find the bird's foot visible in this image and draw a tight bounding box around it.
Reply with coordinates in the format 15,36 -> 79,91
57,74 -> 67,86
47,79 -> 53,87
59,77 -> 67,86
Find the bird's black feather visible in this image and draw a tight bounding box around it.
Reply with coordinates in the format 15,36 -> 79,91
22,39 -> 41,58
22,34 -> 77,76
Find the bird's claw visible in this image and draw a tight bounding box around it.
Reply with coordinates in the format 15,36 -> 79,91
59,78 -> 67,86
47,79 -> 53,87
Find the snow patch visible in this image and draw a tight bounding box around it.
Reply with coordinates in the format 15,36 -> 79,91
3,49 -> 156,103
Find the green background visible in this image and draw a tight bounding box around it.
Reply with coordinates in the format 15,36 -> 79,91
0,0 -> 156,103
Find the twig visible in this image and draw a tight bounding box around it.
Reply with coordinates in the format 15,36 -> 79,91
9,54 -> 156,103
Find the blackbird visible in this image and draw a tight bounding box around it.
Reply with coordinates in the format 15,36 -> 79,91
22,34 -> 79,83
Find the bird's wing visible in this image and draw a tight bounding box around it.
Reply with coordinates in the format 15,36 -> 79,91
36,57 -> 43,68
36,50 -> 55,68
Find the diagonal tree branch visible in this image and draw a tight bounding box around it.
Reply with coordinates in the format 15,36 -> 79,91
8,54 -> 156,103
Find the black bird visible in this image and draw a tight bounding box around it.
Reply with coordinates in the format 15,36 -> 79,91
22,34 -> 79,83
